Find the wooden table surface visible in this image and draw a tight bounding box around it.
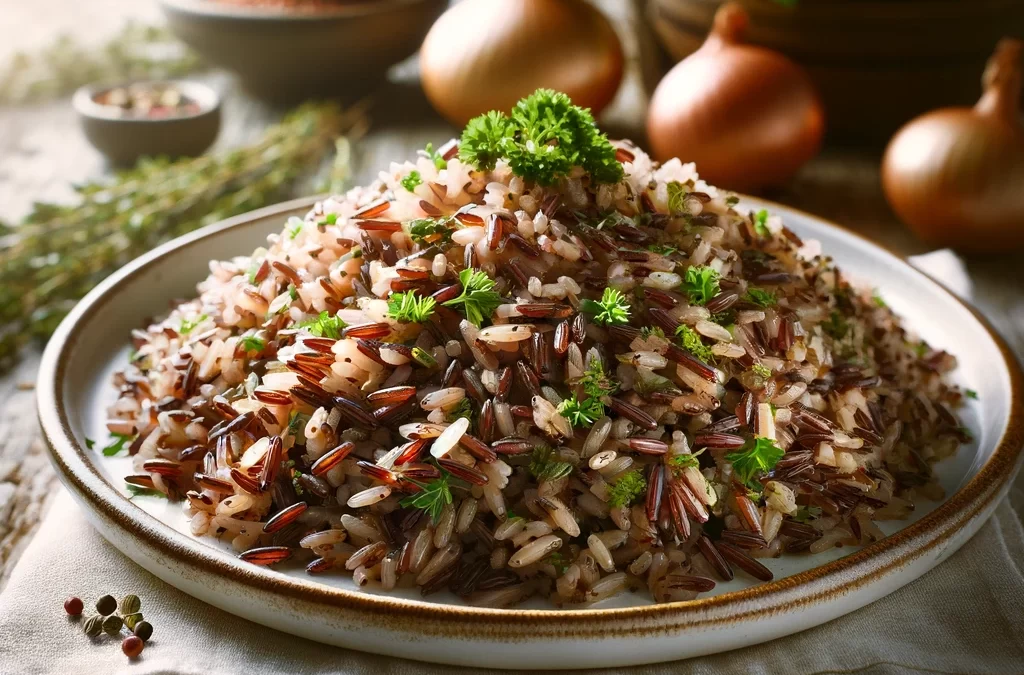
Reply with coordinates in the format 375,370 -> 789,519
1,0 -> 1022,588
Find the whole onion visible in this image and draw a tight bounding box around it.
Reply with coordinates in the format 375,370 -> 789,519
882,39 -> 1024,253
645,3 -> 825,192
419,0 -> 624,127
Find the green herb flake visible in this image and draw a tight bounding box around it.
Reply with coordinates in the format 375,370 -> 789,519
667,453 -> 700,472
85,437 -> 95,449
443,268 -> 503,327
914,341 -> 929,357
407,216 -> 455,245
640,326 -> 666,339
400,472 -> 453,523
871,291 -> 887,308
647,243 -> 679,256
126,484 -> 167,499
753,209 -> 770,237
387,292 -> 436,323
557,394 -> 605,428
529,446 -> 574,482
239,335 -> 265,353
296,310 -> 347,339
102,433 -> 134,457
751,363 -> 772,379
725,437 -> 785,489
178,313 -> 208,335
424,142 -> 447,171
400,170 -> 423,192
287,410 -> 310,439
965,389 -> 979,400
546,551 -> 569,575
725,195 -> 740,207
675,324 -> 715,364
667,181 -> 688,215
445,397 -> 475,424
607,470 -> 647,508
821,310 -> 849,340
682,265 -> 720,306
744,287 -> 777,308
286,216 -> 305,240
578,359 -> 617,400
794,505 -> 823,523
580,287 -> 631,326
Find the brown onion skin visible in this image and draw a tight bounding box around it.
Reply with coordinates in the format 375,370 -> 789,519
420,0 -> 624,127
646,3 -> 824,193
882,39 -> 1024,253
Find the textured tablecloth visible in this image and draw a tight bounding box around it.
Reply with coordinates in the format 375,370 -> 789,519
2,253 -> 1023,675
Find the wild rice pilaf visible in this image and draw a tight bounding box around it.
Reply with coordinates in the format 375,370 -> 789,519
107,90 -> 969,607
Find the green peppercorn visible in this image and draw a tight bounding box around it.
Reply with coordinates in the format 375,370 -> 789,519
102,615 -> 124,636
123,612 -> 143,631
120,594 -> 142,615
96,594 -> 117,616
83,615 -> 103,638
133,620 -> 153,642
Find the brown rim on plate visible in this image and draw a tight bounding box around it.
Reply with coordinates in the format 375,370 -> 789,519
37,195 -> 1024,640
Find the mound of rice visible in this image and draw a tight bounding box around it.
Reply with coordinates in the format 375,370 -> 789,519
106,94 -> 969,607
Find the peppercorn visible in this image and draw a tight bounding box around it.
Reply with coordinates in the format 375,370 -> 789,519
120,594 -> 141,615
83,616 -> 103,638
122,635 -> 144,658
123,612 -> 143,631
133,621 -> 153,642
64,596 -> 84,616
102,615 -> 124,636
96,594 -> 117,616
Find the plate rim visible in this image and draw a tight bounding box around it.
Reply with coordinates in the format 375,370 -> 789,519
37,195 -> 1024,639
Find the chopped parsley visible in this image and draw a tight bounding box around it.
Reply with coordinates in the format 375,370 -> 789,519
752,209 -> 770,237
546,551 -> 569,575
751,363 -> 772,379
85,437 -> 95,450
744,287 -> 777,308
288,284 -> 299,301
126,484 -> 167,499
286,216 -> 305,240
965,389 -> 979,400
872,291 -> 887,308
529,446 -> 574,482
675,324 -> 715,363
667,452 -> 700,472
458,89 -> 624,186
607,470 -> 646,508
667,181 -> 688,215
387,292 -> 436,323
400,170 -> 422,192
400,472 -> 453,523
725,437 -> 785,489
682,265 -> 720,306
580,287 -> 631,326
821,310 -> 849,340
913,341 -> 929,357
445,397 -> 475,424
725,195 -> 740,207
407,216 -> 456,245
296,310 -> 347,339
318,212 -> 338,227
557,393 -> 605,428
640,326 -> 666,339
794,505 -> 823,523
423,142 -> 447,171
102,433 -> 134,457
178,314 -> 208,335
578,359 -> 617,400
647,243 -> 680,256
239,335 -> 265,353
287,410 -> 310,438
443,268 -> 503,327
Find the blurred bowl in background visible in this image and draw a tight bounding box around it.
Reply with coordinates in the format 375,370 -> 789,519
73,79 -> 221,165
641,0 -> 1024,143
158,0 -> 447,103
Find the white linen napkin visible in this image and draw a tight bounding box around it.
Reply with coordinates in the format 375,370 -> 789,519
2,252 -> 1021,675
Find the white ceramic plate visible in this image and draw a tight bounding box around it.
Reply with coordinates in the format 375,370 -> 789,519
38,196 -> 1024,669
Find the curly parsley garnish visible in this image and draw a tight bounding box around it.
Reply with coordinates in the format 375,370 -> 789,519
752,209 -> 770,237
400,170 -> 422,192
683,265 -> 720,306
608,470 -> 646,508
458,89 -> 624,186
296,310 -> 347,339
529,446 -> 573,481
725,437 -> 784,489
387,292 -> 436,323
675,324 -> 715,363
580,287 -> 631,326
401,472 -> 453,523
443,268 -> 503,327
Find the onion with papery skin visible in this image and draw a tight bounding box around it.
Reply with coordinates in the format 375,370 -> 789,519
882,39 -> 1024,253
419,0 -> 623,127
645,3 -> 824,192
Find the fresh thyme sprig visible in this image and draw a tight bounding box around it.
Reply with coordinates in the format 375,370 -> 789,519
0,101 -> 367,371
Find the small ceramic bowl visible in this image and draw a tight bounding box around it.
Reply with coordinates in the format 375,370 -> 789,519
158,0 -> 447,102
73,80 -> 221,166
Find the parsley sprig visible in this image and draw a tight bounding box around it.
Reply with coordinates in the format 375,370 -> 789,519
458,89 -> 624,186
387,292 -> 436,323
529,446 -> 573,481
675,324 -> 715,363
683,266 -> 720,306
296,310 -> 347,339
725,437 -> 784,489
743,287 -> 777,308
443,269 -> 503,327
580,287 -> 631,326
558,360 -> 616,428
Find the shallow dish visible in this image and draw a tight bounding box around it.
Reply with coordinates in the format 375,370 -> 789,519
159,0 -> 447,102
73,79 -> 221,166
38,196 -> 1023,669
